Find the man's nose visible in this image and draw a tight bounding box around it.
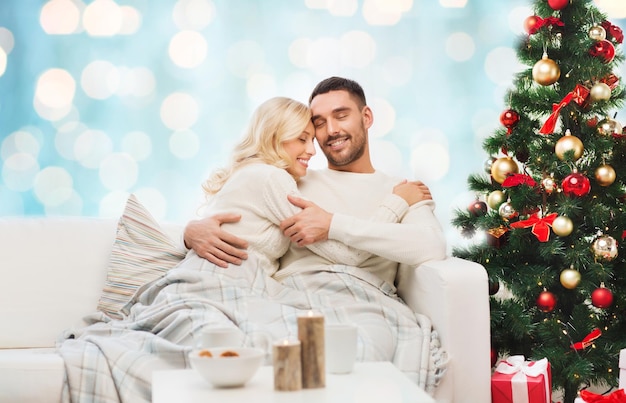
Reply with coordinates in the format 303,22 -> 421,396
326,120 -> 339,135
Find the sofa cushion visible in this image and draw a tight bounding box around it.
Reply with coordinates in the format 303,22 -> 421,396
97,194 -> 186,319
0,216 -> 117,348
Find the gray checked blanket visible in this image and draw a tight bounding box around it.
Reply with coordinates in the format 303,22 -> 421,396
58,251 -> 448,402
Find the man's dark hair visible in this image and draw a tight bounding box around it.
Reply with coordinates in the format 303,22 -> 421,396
308,76 -> 367,108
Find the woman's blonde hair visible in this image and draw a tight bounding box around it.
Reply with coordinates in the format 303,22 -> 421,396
202,97 -> 311,196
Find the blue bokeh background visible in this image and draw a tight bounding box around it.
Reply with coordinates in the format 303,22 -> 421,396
1,0 -> 625,247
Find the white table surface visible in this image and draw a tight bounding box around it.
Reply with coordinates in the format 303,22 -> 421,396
152,362 -> 435,403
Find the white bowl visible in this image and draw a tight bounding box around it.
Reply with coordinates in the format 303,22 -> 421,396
189,347 -> 265,388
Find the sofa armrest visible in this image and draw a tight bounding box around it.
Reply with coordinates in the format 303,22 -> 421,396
396,257 -> 491,403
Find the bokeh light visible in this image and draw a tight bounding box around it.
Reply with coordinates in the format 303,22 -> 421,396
118,5 -> 142,35
368,97 -> 396,138
35,68 -> 76,109
0,49 -> 6,78
173,0 -> 215,30
74,129 -> 113,169
160,92 -> 199,130
122,131 -> 153,161
2,153 -> 40,192
40,0 -> 81,35
0,27 -> 15,54
99,153 -> 138,190
81,60 -> 120,100
34,69 -> 76,121
595,0 -> 626,18
169,30 -> 208,68
83,0 -> 122,37
169,129 -> 200,159
362,0 -> 413,25
439,0 -> 468,7
410,141 -> 450,182
446,32 -> 475,62
33,166 -> 74,207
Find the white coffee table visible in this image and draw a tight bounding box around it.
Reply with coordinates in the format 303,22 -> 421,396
152,362 -> 435,403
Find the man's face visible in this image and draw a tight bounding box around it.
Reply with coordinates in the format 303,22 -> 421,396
310,90 -> 372,171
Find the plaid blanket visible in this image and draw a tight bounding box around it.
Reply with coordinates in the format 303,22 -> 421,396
58,252 -> 447,402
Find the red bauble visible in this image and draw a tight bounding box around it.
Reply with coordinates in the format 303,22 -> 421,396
490,347 -> 498,367
591,286 -> 613,308
602,20 -> 624,44
548,0 -> 568,10
589,40 -> 616,63
524,15 -> 542,34
608,24 -> 624,44
562,172 -> 591,197
500,109 -> 520,129
537,290 -> 557,312
468,200 -> 488,217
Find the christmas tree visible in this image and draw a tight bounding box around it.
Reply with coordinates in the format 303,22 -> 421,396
451,0 -> 626,402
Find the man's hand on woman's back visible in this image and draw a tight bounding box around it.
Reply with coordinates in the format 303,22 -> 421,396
183,213 -> 249,267
280,195 -> 332,247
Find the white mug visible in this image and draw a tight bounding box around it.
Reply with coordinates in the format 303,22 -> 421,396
325,324 -> 358,374
198,327 -> 244,349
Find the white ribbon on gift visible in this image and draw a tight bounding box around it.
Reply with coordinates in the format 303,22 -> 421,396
494,355 -> 550,403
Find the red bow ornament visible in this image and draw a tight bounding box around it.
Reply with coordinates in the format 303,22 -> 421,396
510,212 -> 557,242
539,92 -> 574,134
571,328 -> 602,351
528,16 -> 565,35
502,173 -> 537,188
579,389 -> 626,403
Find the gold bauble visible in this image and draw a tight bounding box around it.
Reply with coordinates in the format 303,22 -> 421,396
597,117 -> 623,136
555,132 -> 584,161
490,157 -> 519,184
560,267 -> 581,290
591,234 -> 618,262
595,164 -> 616,186
532,53 -> 561,86
552,215 -> 573,236
487,190 -> 506,210
590,82 -> 611,101
588,25 -> 607,41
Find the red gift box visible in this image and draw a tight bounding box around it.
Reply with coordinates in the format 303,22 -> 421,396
491,356 -> 552,403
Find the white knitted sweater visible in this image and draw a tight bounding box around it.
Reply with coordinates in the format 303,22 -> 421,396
204,163 -> 406,277
275,168 -> 447,286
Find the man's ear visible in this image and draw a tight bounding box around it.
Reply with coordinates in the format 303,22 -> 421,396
362,105 -> 374,130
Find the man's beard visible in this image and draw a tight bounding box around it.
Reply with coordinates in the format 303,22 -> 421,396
323,133 -> 366,167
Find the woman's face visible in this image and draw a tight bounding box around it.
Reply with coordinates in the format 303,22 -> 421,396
283,121 -> 316,178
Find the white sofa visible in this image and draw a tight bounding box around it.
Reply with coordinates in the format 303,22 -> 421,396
0,216 -> 491,403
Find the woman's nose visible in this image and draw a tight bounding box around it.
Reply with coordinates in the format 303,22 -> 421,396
306,139 -> 316,155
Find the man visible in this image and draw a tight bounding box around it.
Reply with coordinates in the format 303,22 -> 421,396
184,77 -> 446,286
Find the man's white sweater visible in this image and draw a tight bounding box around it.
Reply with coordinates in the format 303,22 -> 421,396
275,168 -> 447,286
